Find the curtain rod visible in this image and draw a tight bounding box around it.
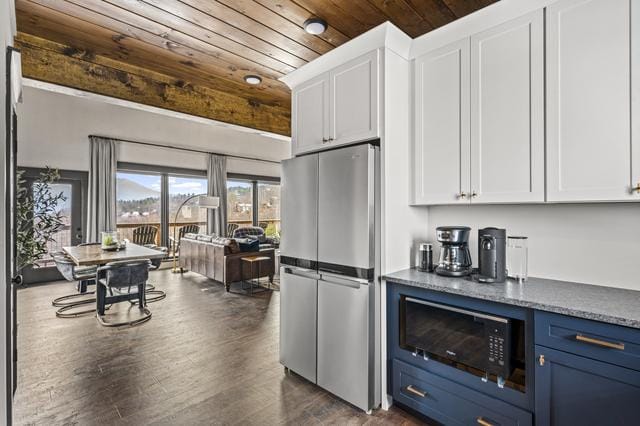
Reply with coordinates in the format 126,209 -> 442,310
89,134 -> 282,165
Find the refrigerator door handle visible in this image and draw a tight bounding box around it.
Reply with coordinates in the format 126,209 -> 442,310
319,272 -> 369,289
284,267 -> 321,281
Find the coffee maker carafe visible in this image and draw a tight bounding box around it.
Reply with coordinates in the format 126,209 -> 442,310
477,227 -> 507,283
435,226 -> 472,277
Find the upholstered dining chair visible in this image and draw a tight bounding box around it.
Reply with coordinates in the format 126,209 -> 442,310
51,252 -> 98,317
132,225 -> 159,246
96,260 -> 152,327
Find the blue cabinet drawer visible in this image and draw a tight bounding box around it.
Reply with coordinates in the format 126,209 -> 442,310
393,359 -> 532,426
535,311 -> 640,371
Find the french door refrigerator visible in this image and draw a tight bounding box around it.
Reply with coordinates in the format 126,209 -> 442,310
280,143 -> 380,413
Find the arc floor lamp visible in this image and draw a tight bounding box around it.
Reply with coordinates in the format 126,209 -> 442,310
171,194 -> 219,273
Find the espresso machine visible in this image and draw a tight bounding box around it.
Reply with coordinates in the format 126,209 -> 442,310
477,227 -> 507,283
435,226 -> 473,277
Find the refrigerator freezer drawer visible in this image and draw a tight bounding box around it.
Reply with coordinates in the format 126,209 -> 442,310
317,275 -> 373,412
279,266 -> 318,383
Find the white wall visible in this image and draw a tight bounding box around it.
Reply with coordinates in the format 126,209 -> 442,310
427,203 -> 640,290
17,85 -> 290,176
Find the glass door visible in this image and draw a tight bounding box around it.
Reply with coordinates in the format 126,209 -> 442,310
168,174 -> 207,255
21,170 -> 85,284
116,171 -> 162,246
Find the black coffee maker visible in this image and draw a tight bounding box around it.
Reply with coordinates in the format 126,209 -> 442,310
477,227 -> 507,283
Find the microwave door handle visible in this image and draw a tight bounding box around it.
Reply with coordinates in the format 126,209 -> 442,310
284,267 -> 320,280
404,297 -> 509,324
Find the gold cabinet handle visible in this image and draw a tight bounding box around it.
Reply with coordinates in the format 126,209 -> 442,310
405,384 -> 427,398
477,417 -> 495,426
575,334 -> 625,350
457,192 -> 467,199
471,190 -> 478,198
322,138 -> 329,143
631,183 -> 640,194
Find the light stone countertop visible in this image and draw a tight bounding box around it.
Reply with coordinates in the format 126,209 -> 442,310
383,268 -> 640,329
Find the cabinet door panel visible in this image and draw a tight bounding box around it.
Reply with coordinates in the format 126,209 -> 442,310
547,0 -> 636,201
413,39 -> 470,205
535,346 -> 640,426
330,50 -> 379,145
470,10 -> 544,203
292,74 -> 329,155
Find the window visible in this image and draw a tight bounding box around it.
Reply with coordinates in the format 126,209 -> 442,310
226,176 -> 281,236
34,182 -> 73,268
116,165 -> 209,252
116,171 -> 162,245
258,182 -> 281,237
227,180 -> 253,229
168,175 -> 208,240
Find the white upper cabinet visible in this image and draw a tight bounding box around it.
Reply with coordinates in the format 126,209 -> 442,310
331,50 -> 379,145
546,0 -> 638,202
412,10 -> 544,205
413,39 -> 470,205
291,50 -> 379,155
470,9 -> 545,203
292,74 -> 329,155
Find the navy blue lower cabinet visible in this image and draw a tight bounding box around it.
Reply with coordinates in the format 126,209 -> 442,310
393,359 -> 532,426
534,345 -> 640,426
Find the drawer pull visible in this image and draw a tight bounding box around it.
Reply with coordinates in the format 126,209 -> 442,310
405,384 -> 427,398
575,334 -> 625,350
477,417 -> 496,426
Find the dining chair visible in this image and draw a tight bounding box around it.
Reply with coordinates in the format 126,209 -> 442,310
51,252 -> 98,318
132,225 -> 159,246
96,260 -> 152,327
142,244 -> 168,303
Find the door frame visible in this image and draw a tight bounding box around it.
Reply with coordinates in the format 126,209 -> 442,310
19,167 -> 87,285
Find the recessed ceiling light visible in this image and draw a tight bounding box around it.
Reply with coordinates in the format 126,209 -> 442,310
244,75 -> 262,85
303,17 -> 327,35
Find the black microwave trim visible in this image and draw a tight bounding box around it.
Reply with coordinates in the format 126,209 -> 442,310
404,297 -> 509,324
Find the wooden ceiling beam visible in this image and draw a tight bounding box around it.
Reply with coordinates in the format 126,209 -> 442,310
16,1 -> 291,107
16,33 -> 291,136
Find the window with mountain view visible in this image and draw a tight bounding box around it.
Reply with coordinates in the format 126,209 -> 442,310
116,171 -> 162,244
168,175 -> 208,241
227,180 -> 253,229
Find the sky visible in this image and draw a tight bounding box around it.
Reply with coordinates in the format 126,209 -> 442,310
119,172 -> 208,195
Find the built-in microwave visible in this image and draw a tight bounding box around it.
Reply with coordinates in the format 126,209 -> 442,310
399,296 -> 521,385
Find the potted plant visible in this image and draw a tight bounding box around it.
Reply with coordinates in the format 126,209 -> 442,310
15,167 -> 67,284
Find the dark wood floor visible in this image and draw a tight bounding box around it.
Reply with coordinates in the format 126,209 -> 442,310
14,269 -> 425,425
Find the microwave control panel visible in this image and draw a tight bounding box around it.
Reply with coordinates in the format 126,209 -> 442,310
486,321 -> 511,377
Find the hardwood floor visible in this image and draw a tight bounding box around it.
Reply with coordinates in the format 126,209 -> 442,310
14,270 -> 426,425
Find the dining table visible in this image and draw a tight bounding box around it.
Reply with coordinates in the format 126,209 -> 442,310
63,242 -> 166,266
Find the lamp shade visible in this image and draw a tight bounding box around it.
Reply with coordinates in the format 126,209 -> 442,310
196,195 -> 220,209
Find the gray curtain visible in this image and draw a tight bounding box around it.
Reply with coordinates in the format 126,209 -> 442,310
207,154 -> 227,237
87,136 -> 117,243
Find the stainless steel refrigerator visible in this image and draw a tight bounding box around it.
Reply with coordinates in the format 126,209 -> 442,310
279,143 -> 380,413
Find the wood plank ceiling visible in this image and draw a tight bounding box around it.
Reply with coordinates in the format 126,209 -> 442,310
15,0 -> 497,136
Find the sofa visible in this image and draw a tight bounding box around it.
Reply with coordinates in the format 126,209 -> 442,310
178,234 -> 275,291
233,226 -> 280,249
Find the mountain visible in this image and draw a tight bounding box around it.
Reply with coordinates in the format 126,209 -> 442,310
117,178 -> 160,201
